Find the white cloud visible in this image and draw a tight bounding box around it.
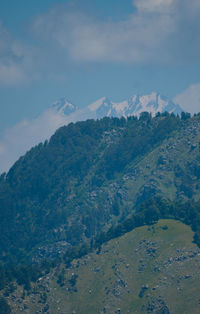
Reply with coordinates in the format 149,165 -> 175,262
31,6 -> 172,64
0,108 -> 71,173
134,0 -> 173,13
0,21 -> 36,85
174,83 -> 200,114
31,0 -> 200,65
0,0 -> 198,85
0,61 -> 26,85
0,1 -> 199,85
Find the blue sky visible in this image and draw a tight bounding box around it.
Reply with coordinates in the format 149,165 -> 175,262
0,0 -> 200,172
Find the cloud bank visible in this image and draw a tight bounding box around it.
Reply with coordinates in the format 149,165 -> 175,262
0,21 -> 35,85
0,108 -> 70,173
174,83 -> 200,114
31,0 -> 200,65
0,0 -> 200,86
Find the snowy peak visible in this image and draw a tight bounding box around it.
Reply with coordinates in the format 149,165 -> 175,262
51,92 -> 183,123
126,92 -> 183,117
88,97 -> 108,111
87,92 -> 183,118
52,97 -> 78,116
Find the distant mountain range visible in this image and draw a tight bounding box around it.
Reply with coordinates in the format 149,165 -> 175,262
51,92 -> 183,122
0,92 -> 184,175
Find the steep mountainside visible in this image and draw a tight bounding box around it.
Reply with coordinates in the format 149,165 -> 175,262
3,220 -> 200,314
0,112 -> 199,268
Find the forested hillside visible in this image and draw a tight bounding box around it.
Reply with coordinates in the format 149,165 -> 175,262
0,112 -> 200,299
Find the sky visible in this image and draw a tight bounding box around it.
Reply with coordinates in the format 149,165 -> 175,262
0,0 -> 200,172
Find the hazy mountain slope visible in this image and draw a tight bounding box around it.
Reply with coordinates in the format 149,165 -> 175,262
4,220 -> 200,314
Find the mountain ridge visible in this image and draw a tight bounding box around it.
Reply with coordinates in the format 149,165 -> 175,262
51,92 -> 183,122
0,91 -> 184,175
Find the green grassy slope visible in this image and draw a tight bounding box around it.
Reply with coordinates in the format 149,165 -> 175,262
6,219 -> 200,314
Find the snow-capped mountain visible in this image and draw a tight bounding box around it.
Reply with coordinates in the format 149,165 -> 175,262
52,92 -> 183,122
0,92 -> 184,174
52,97 -> 77,116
